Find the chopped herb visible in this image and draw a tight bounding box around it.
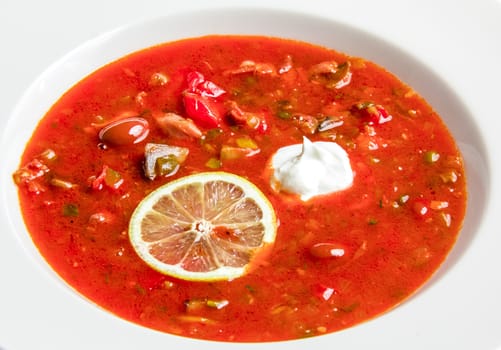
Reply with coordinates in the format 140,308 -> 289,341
277,110 -> 291,119
276,100 -> 293,119
245,285 -> 256,293
63,203 -> 79,217
204,128 -> 223,141
337,302 -> 360,313
368,218 -> 378,225
135,284 -> 146,296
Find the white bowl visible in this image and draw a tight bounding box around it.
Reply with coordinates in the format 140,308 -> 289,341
0,6 -> 497,350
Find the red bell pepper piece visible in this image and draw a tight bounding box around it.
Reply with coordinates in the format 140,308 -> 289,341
183,92 -> 225,129
312,283 -> 337,301
186,71 -> 226,98
183,71 -> 227,128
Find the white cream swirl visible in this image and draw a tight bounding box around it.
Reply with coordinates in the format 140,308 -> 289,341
270,137 -> 353,201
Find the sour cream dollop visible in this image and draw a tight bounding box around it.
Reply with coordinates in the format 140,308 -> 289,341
271,137 -> 353,201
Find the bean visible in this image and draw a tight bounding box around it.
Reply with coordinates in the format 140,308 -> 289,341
98,117 -> 149,146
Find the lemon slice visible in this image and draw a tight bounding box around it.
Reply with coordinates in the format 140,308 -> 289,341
129,172 -> 277,281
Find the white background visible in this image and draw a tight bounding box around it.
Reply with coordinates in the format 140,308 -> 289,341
1,0 -> 500,349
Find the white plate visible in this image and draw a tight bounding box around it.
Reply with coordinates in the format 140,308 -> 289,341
1,1 -> 500,349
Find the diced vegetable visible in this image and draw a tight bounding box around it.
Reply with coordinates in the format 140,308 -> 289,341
351,102 -> 392,125
98,117 -> 149,146
154,112 -> 202,139
176,315 -> 217,325
227,102 -> 269,133
292,114 -> 319,134
223,60 -> 277,76
13,159 -> 48,186
312,284 -> 336,301
50,178 -> 76,189
368,218 -> 378,225
63,203 -> 79,217
220,144 -> 260,161
12,157 -> 51,194
317,116 -> 344,132
183,92 -> 224,128
275,100 -> 293,120
206,299 -> 229,309
183,72 -> 226,128
309,61 -> 352,89
186,71 -> 226,98
235,137 -> 258,149
439,169 -> 458,183
185,298 -> 229,312
155,155 -> 179,177
143,143 -> 189,180
440,212 -> 452,227
182,71 -> 227,128
205,128 -> 224,140
149,72 -> 169,86
278,55 -> 293,74
398,194 -> 410,205
91,165 -> 124,191
205,157 -> 221,169
39,148 -> 57,162
424,150 -> 440,163
412,200 -> 429,216
430,200 -> 448,210
88,211 -> 114,225
410,246 -> 432,266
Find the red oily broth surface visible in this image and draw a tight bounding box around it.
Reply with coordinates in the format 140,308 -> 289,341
14,36 -> 466,342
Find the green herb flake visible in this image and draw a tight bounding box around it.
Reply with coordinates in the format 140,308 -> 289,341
368,218 -> 378,225
277,110 -> 291,119
63,203 -> 79,217
245,285 -> 256,293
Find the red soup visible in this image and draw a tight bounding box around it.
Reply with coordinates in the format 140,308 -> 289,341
13,35 -> 466,342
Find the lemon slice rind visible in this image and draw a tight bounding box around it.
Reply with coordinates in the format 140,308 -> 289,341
129,171 -> 277,282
